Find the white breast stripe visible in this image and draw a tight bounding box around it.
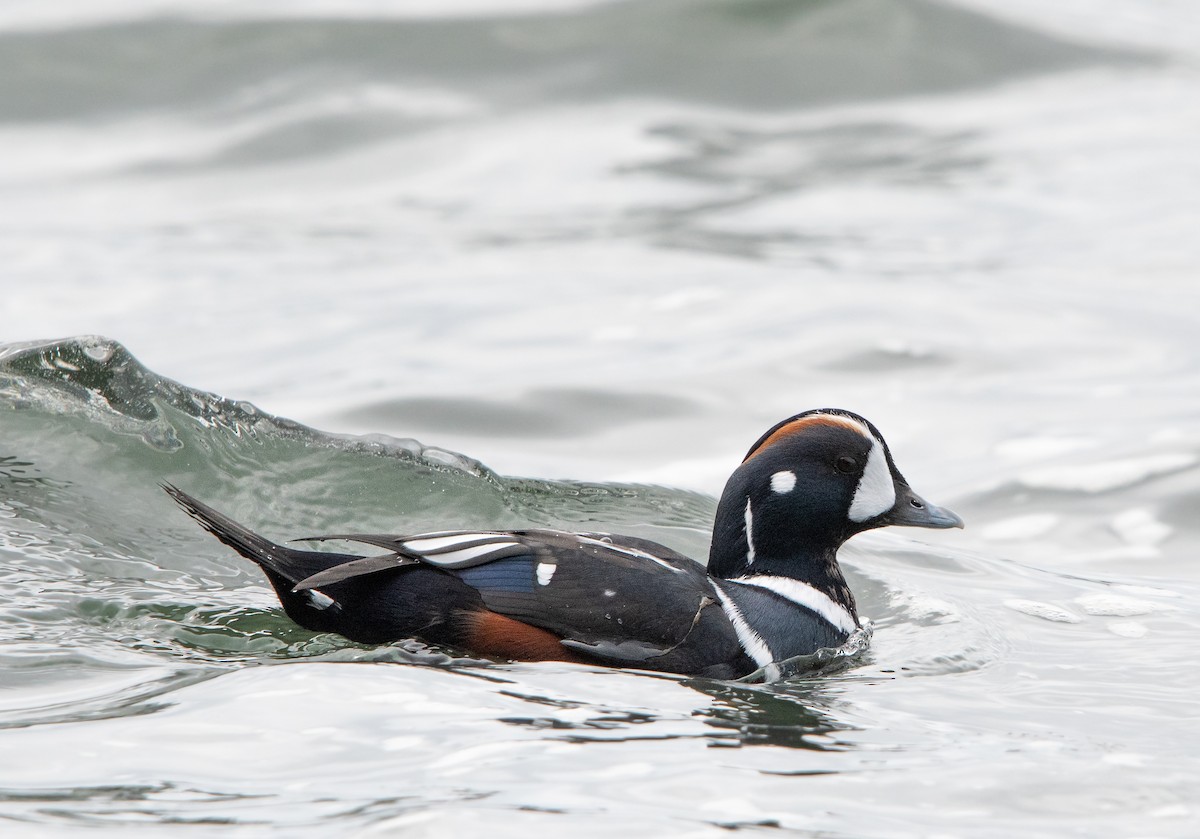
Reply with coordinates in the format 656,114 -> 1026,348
417,542 -> 523,567
743,498 -> 756,565
848,440 -> 896,523
734,575 -> 857,634
712,584 -> 774,668
536,562 -> 556,586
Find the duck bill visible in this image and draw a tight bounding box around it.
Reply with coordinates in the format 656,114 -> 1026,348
884,485 -> 964,529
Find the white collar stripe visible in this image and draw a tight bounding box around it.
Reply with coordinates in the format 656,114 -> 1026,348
733,575 -> 858,634
712,585 -> 774,667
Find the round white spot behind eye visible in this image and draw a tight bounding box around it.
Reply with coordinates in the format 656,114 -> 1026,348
536,562 -> 556,586
770,470 -> 797,494
848,441 -> 896,522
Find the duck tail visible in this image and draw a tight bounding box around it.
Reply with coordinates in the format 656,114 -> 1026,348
161,483 -> 372,633
161,482 -> 304,581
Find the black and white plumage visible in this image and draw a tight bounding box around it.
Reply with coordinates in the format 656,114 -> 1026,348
165,408 -> 962,679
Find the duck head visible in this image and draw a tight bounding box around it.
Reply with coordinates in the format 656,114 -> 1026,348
708,409 -> 962,587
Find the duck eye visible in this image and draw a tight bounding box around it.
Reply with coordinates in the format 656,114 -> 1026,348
835,455 -> 859,474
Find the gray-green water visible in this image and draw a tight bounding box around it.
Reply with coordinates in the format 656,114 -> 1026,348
3,1 -> 1200,836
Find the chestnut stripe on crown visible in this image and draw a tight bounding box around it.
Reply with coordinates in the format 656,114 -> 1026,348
742,413 -> 872,463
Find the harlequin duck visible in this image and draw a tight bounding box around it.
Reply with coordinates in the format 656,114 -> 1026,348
164,408 -> 961,679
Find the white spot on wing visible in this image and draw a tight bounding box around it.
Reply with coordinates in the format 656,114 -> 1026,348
770,470 -> 797,494
732,575 -> 857,634
403,533 -> 502,552
744,497 -> 756,565
712,584 -> 774,668
536,562 -> 556,586
418,542 -> 523,567
848,441 -> 896,522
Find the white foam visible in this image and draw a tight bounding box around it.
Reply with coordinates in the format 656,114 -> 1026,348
1004,599 -> 1082,623
1075,593 -> 1157,616
890,590 -> 959,624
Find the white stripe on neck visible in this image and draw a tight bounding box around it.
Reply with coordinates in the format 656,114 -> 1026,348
743,497 -> 756,566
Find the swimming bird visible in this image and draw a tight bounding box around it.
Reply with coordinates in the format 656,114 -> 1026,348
164,409 -> 961,679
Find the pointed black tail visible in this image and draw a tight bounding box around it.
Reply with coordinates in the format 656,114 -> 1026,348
162,483 -> 305,581
162,483 -> 368,632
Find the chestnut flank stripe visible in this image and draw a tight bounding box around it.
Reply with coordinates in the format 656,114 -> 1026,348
461,610 -> 586,662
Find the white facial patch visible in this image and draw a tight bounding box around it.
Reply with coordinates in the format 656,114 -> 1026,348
770,470 -> 797,494
848,440 -> 897,522
536,562 -> 556,586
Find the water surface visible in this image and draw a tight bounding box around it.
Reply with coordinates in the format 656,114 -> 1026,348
2,1 -> 1199,836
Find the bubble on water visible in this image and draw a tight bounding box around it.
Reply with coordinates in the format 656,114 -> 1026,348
1075,593 -> 1157,617
1004,599 -> 1082,623
891,590 -> 959,624
81,339 -> 115,363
